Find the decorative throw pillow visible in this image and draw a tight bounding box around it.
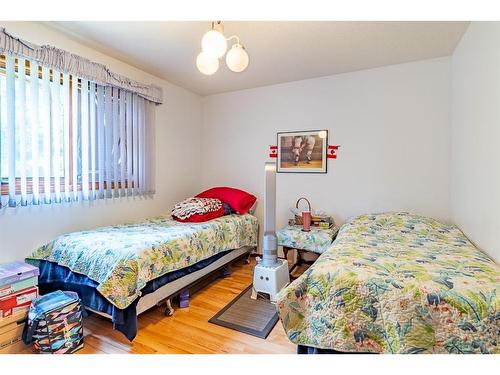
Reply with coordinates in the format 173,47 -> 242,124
174,209 -> 225,223
172,197 -> 224,222
196,187 -> 257,214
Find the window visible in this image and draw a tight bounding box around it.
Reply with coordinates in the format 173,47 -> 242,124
0,54 -> 155,207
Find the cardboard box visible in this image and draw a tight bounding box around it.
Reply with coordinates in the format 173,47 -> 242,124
0,310 -> 26,353
0,319 -> 24,345
0,310 -> 28,331
0,262 -> 39,288
0,310 -> 29,354
0,276 -> 38,298
0,338 -> 30,354
0,287 -> 38,318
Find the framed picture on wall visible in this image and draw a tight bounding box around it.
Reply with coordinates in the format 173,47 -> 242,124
277,130 -> 328,173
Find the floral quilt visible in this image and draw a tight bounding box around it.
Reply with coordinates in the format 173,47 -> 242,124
277,225 -> 340,254
276,212 -> 500,354
26,214 -> 258,309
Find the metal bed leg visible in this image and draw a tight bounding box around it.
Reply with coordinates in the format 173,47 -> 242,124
245,252 -> 251,264
164,298 -> 174,316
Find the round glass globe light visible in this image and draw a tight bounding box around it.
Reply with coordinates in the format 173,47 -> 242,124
201,30 -> 227,58
196,51 -> 219,75
225,45 -> 249,73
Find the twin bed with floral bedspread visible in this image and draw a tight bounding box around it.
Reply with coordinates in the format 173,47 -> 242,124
276,212 -> 500,354
26,214 -> 258,340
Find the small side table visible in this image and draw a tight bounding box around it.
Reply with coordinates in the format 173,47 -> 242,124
277,225 -> 339,278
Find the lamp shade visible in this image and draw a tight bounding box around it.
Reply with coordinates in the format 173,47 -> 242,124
201,30 -> 227,58
225,44 -> 249,73
196,51 -> 219,75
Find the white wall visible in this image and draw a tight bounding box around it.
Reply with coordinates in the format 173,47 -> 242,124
451,22 -> 500,262
0,22 -> 203,262
7,22 -> 491,264
201,58 -> 451,238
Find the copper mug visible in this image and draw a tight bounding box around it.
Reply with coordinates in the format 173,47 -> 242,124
302,211 -> 312,232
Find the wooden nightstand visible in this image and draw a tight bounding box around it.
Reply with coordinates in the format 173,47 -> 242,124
277,224 -> 340,278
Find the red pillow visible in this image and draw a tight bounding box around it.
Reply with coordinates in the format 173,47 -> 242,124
174,206 -> 225,223
196,187 -> 257,214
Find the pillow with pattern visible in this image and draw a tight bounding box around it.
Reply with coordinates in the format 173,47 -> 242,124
172,197 -> 225,223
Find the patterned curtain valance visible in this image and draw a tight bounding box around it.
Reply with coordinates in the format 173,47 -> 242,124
0,27 -> 163,104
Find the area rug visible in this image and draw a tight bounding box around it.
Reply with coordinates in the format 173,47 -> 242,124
208,285 -> 279,339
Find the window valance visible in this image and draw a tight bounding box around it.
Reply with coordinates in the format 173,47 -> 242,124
0,27 -> 163,104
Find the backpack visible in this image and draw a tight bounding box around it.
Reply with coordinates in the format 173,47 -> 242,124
23,290 -> 86,354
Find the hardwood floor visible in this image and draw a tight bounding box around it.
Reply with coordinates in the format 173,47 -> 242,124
22,258 -> 300,354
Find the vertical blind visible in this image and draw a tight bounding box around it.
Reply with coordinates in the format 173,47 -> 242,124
0,54 -> 155,208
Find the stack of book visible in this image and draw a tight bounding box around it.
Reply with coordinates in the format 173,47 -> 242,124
0,262 -> 39,354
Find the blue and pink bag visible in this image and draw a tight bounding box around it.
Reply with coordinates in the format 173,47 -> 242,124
22,290 -> 85,354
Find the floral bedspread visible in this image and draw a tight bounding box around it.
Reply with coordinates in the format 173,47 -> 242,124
276,212 -> 500,354
26,214 -> 258,309
277,225 -> 340,254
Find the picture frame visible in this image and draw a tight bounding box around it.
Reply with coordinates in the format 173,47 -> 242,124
276,130 -> 328,173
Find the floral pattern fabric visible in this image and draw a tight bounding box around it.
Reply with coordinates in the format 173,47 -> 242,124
276,212 -> 500,354
277,225 -> 340,254
26,214 -> 258,309
171,197 -> 222,220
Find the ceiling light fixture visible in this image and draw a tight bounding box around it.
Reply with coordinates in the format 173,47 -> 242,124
225,42 -> 249,73
196,51 -> 220,75
201,22 -> 227,58
196,21 -> 249,75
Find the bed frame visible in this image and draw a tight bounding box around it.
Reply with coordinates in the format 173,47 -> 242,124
88,245 -> 255,319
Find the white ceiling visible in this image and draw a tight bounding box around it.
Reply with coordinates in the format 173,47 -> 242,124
47,21 -> 469,96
